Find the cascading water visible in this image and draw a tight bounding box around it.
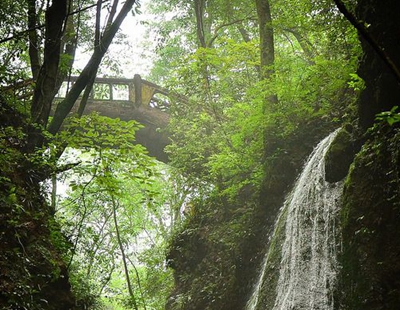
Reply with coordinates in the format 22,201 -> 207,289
246,130 -> 343,310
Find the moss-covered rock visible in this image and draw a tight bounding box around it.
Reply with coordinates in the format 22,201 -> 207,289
166,196 -> 260,310
338,124 -> 400,309
325,125 -> 361,183
336,1 -> 400,307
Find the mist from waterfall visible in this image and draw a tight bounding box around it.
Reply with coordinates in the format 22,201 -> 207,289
246,130 -> 343,310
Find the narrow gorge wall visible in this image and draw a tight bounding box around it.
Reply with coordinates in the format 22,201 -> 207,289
0,101 -> 77,310
336,1 -> 400,309
165,119 -> 335,310
338,125 -> 400,309
252,1 -> 400,308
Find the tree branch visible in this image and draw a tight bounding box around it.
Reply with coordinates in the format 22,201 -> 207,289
47,0 -> 137,135
111,196 -> 139,310
208,18 -> 253,47
105,0 -> 119,28
77,0 -> 102,117
333,0 -> 400,83
238,25 -> 251,43
0,0 -> 110,45
284,28 -> 315,65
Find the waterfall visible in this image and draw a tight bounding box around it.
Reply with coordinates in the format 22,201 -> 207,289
246,130 -> 343,310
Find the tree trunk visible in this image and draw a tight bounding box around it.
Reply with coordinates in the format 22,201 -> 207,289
77,0 -> 102,117
30,0 -> 68,127
27,0 -> 41,80
255,0 -> 274,80
255,0 -> 278,104
194,0 -> 207,48
1,0 -> 140,308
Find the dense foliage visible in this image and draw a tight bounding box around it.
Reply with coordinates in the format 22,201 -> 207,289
55,113 -> 178,309
146,0 -> 360,199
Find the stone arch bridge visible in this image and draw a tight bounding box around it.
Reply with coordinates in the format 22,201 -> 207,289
55,75 -> 187,162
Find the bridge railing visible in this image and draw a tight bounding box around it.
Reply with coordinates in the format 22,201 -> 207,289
3,74 -> 187,112
56,76 -> 133,102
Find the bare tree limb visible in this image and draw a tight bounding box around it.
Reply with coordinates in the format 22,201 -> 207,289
105,0 -> 119,28
77,0 -> 102,117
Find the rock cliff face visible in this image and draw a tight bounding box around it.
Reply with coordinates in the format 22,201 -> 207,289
338,124 -> 400,309
336,1 -> 400,308
355,0 -> 400,130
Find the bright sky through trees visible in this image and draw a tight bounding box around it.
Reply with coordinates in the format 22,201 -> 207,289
74,0 -> 155,78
